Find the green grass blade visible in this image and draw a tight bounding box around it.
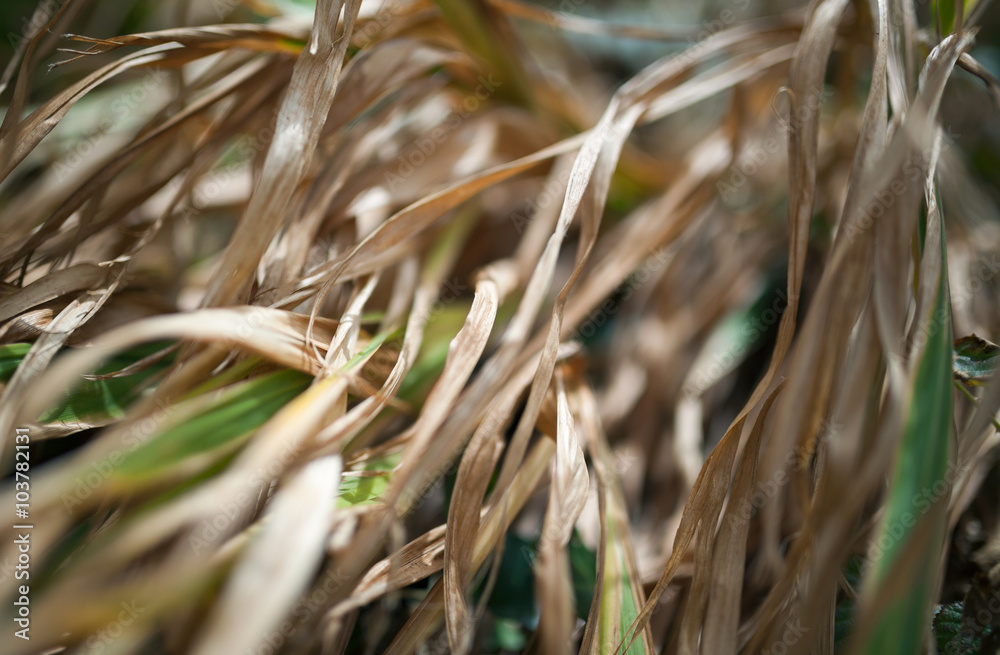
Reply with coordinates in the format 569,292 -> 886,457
618,551 -> 645,655
0,343 -> 31,379
113,369 -> 311,481
932,0 -> 981,33
597,517 -> 648,655
430,0 -> 532,107
2,342 -> 174,423
862,218 -> 953,654
336,450 -> 401,508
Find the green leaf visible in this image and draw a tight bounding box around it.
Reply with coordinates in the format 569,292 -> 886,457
1,342 -> 175,423
953,335 -> 999,385
933,601 -> 984,655
569,530 -> 598,621
862,214 -> 953,654
603,517 -> 647,655
934,602 -> 966,651
481,529 -> 596,636
396,337 -> 452,403
932,0 -> 981,34
619,552 -> 644,655
489,617 -> 527,651
343,326 -> 402,373
486,533 -> 539,627
430,0 -> 531,107
336,450 -> 401,508
0,343 -> 31,381
113,369 -> 311,480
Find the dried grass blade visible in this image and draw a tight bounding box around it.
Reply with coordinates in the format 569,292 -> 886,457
534,372 -> 589,655
573,382 -> 651,655
204,0 -> 362,306
191,455 -> 342,655
382,438 -> 556,655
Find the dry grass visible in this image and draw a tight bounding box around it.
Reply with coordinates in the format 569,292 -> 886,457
1,0 -> 999,653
